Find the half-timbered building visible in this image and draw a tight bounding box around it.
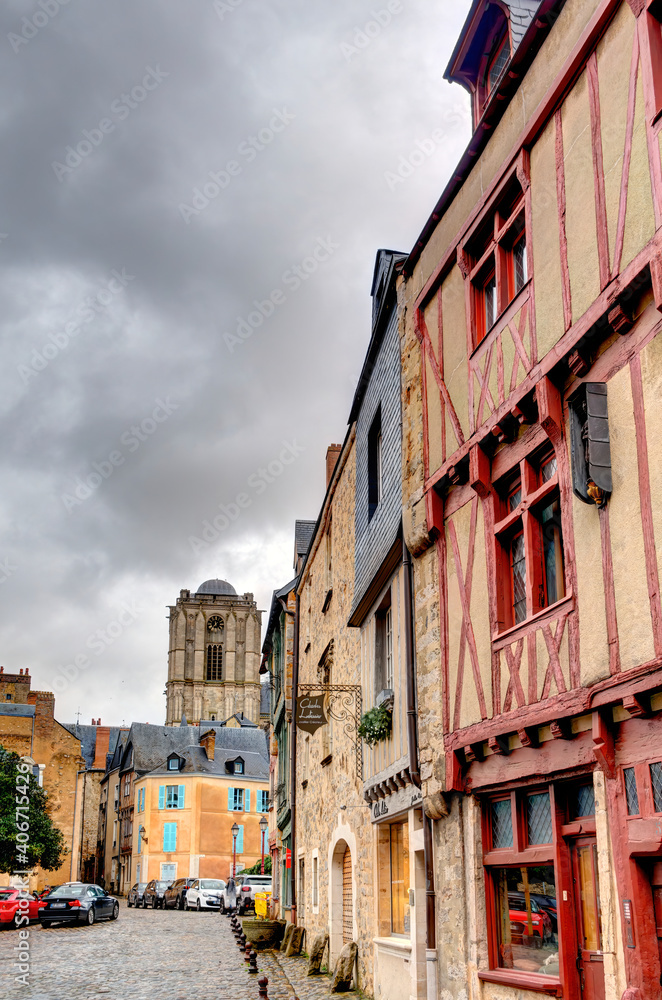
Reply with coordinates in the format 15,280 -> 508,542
401,1 -> 662,999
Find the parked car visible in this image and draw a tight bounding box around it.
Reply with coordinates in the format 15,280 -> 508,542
127,883 -> 148,908
39,883 -> 119,927
0,888 -> 44,929
234,875 -> 272,915
185,878 -> 226,910
164,877 -> 196,910
508,894 -> 553,945
143,880 -> 172,908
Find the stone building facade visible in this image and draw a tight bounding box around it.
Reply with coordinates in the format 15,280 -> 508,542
400,1 -> 662,999
294,436 -> 377,991
165,578 -> 262,726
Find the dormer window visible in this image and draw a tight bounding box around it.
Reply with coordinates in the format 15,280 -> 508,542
486,32 -> 510,97
167,755 -> 182,772
226,757 -> 245,775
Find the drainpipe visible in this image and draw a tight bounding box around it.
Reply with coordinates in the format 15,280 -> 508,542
289,592 -> 300,925
403,537 -> 437,1000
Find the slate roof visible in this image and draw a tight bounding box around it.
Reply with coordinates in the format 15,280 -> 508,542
294,521 -> 315,563
114,722 -> 269,778
0,704 -> 35,718
147,743 -> 268,780
260,680 -> 270,716
61,724 -> 125,770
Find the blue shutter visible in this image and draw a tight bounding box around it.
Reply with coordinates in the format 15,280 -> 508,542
236,824 -> 244,853
158,785 -> 165,810
163,822 -> 177,852
228,786 -> 234,811
245,789 -> 250,813
178,785 -> 185,809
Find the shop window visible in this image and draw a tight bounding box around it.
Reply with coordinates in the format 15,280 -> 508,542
484,790 -> 558,975
650,762 -> 662,813
465,175 -> 528,347
377,819 -> 410,937
493,447 -> 566,631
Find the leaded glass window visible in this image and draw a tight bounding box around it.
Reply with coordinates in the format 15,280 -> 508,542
650,762 -> 662,813
527,793 -> 552,845
492,798 -> 513,849
624,768 -> 639,815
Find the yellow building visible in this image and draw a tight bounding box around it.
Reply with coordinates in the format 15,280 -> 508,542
131,724 -> 270,884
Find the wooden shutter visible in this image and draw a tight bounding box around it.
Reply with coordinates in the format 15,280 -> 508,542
342,846 -> 353,944
236,825 -> 244,853
245,789 -> 250,812
228,786 -> 234,810
178,785 -> 185,809
158,785 -> 165,809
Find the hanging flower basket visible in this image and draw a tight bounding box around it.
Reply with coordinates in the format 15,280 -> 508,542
358,703 -> 392,746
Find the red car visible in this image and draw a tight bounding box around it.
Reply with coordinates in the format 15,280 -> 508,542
508,893 -> 553,945
0,888 -> 44,929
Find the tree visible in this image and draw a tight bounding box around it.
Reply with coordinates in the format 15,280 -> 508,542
0,745 -> 66,875
241,854 -> 272,875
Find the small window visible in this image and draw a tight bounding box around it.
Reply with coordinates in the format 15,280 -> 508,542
234,760 -> 244,775
650,762 -> 662,813
487,34 -> 510,95
168,757 -> 180,771
5,694 -> 11,701
527,793 -> 552,845
232,788 -> 244,811
312,854 -> 319,908
491,798 -> 513,849
375,588 -> 394,697
624,768 -> 640,815
368,406 -> 384,521
571,784 -> 595,819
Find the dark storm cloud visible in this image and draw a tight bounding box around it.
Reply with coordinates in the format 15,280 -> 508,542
0,0 -> 471,723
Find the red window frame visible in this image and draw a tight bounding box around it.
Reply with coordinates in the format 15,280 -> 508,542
474,9 -> 512,122
493,446 -> 566,633
467,183 -> 528,348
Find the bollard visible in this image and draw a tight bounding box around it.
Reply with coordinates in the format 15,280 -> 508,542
244,940 -> 252,962
248,950 -> 258,974
239,932 -> 247,950
258,976 -> 269,1000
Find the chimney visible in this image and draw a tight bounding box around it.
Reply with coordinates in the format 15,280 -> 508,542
199,729 -> 215,761
93,727 -> 111,769
326,444 -> 342,488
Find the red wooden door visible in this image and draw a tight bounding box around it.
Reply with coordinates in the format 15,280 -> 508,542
571,838 -> 605,1000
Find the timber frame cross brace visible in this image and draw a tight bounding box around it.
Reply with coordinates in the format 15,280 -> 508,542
297,683 -> 363,779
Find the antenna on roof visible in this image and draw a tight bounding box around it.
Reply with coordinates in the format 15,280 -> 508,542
75,707 -> 81,731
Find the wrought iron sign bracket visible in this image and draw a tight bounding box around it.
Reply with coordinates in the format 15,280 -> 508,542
297,683 -> 363,779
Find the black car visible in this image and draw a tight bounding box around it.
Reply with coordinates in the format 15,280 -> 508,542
164,878 -> 196,910
127,882 -> 148,908
143,880 -> 171,908
39,883 -> 119,927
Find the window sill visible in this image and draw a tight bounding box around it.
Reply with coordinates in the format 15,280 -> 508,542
477,970 -> 562,996
373,936 -> 412,956
492,592 -> 574,648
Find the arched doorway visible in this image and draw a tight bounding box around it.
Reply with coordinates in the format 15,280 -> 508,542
342,845 -> 353,945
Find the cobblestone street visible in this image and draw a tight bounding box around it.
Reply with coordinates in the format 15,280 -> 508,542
0,905 -> 342,1000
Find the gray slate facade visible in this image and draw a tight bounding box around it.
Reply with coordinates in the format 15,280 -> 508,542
350,250 -> 406,619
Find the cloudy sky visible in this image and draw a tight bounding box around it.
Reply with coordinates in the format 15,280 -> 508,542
0,0 -> 472,726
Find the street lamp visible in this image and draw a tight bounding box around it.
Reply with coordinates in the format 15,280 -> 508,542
259,815 -> 268,875
231,822 -> 239,879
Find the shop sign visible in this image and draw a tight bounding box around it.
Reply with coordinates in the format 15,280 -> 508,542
371,784 -> 422,822
295,695 -> 327,735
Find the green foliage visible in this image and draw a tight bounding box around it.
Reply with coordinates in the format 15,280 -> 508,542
241,854 -> 272,875
0,745 -> 66,875
358,703 -> 392,746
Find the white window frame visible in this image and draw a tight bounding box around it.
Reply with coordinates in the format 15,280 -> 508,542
312,849 -> 319,914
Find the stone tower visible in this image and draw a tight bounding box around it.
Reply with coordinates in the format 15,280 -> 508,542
165,579 -> 262,726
